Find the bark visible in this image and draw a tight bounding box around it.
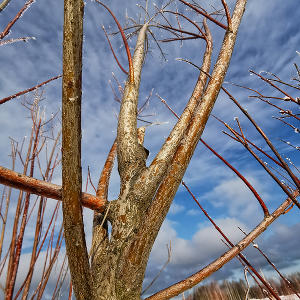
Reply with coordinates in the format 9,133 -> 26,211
62,0 -> 93,299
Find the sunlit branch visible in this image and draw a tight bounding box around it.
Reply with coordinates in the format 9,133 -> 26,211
96,139 -> 117,201
0,166 -> 105,211
0,0 -> 11,12
117,24 -> 148,184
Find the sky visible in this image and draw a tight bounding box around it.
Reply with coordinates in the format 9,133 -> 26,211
0,0 -> 299,299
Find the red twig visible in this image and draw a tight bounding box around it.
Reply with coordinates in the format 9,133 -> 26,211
178,0 -> 227,30
0,75 -> 62,105
273,116 -> 299,132
249,96 -> 300,121
163,10 -> 206,38
238,227 -> 300,299
160,36 -> 202,43
200,139 -> 269,216
102,26 -> 128,75
68,281 -> 73,300
212,115 -> 284,168
221,85 -> 300,193
88,166 -> 97,194
6,117 -> 42,299
159,24 -> 204,39
95,0 -> 134,83
220,0 -> 232,29
250,70 -> 298,105
0,0 -> 35,40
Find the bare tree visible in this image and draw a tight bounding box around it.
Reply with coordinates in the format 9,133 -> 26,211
0,0 -> 299,299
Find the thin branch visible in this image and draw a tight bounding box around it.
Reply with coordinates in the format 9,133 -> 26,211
0,0 -> 35,40
178,0 -> 228,30
0,36 -> 36,46
159,95 -> 269,216
250,70 -> 298,104
182,181 -> 280,300
95,0 -> 134,83
212,115 -> 284,168
157,24 -> 204,39
220,0 -> 232,29
102,26 -> 128,75
221,86 -> 300,192
200,139 -> 269,216
0,75 -> 62,105
238,227 -> 300,299
142,242 -> 172,295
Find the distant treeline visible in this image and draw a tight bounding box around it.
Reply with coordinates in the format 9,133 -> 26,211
187,272 -> 300,300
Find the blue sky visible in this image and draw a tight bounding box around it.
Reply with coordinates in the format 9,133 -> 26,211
0,0 -> 299,298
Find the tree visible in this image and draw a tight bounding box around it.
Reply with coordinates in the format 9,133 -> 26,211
0,0 -> 299,299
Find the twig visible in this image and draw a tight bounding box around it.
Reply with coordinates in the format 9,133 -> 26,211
0,0 -> 35,40
95,0 -> 134,83
178,0 -> 227,30
0,75 -> 62,105
102,26 -> 128,75
142,242 -> 172,295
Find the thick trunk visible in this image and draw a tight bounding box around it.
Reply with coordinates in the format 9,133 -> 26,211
91,192 -> 152,300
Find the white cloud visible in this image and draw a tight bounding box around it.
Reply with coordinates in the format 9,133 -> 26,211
186,209 -> 201,216
202,175 -> 270,222
149,217 -> 247,267
168,202 -> 185,215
